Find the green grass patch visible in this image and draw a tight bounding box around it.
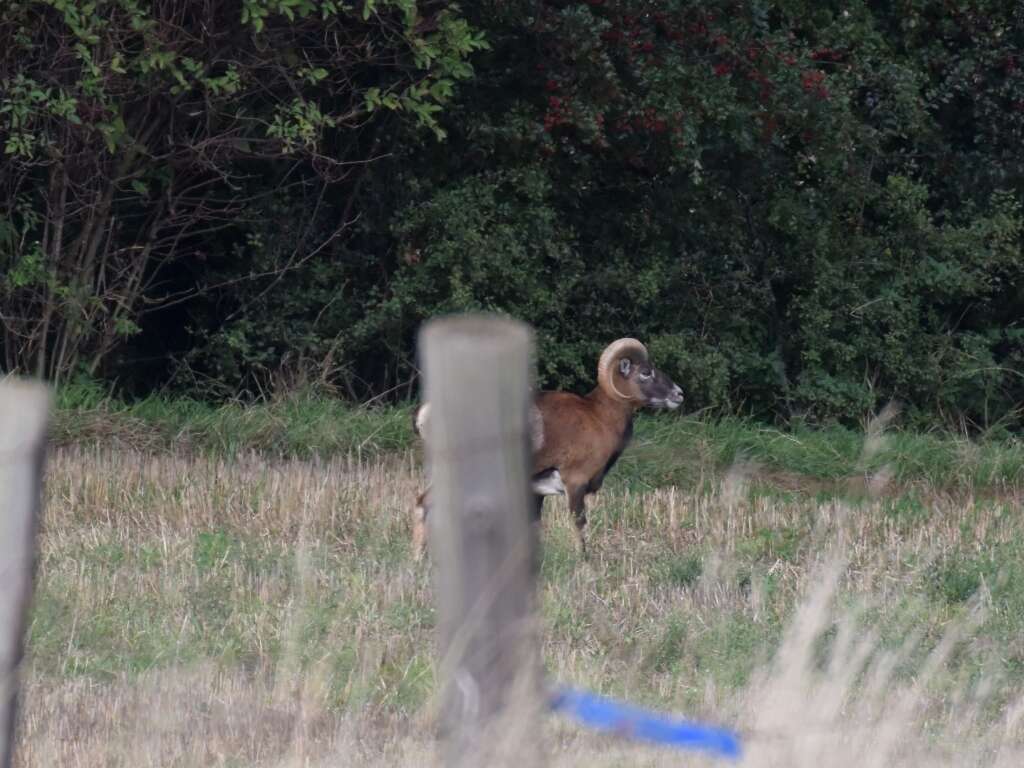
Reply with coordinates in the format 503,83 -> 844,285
54,379 -> 417,457
53,381 -> 1024,494
736,526 -> 804,564
929,542 -> 1024,611
618,413 -> 1024,495
651,551 -> 704,589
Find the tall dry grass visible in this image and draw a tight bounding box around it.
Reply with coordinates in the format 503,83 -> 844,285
13,446 -> 1024,766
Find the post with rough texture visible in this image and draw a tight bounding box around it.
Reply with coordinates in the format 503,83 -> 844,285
0,380 -> 50,768
419,314 -> 543,768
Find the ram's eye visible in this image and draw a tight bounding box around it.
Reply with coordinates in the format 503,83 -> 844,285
639,371 -> 653,381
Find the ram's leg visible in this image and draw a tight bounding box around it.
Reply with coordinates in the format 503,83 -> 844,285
411,488 -> 429,560
528,496 -> 544,575
568,485 -> 589,558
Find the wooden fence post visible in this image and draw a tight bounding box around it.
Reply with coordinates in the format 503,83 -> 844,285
419,314 -> 543,768
0,379 -> 50,768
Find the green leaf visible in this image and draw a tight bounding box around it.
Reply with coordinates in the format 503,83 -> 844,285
429,78 -> 453,101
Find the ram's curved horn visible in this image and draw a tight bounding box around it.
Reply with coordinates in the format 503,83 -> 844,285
596,338 -> 648,402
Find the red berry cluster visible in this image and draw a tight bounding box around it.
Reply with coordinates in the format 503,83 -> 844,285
801,70 -> 829,99
534,4 -> 844,158
543,94 -> 572,131
614,106 -> 669,135
810,48 -> 845,62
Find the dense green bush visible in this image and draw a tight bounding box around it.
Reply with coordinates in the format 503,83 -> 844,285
184,1 -> 1023,429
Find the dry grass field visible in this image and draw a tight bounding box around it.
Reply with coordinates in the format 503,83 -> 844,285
14,430 -> 1024,766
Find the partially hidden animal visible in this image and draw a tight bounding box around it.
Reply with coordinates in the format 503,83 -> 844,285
411,338 -> 683,558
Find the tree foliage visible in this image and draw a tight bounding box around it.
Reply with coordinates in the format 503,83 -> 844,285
3,1 -> 1023,431
0,0 -> 484,382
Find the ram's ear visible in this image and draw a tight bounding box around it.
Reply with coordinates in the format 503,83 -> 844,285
618,358 -> 632,377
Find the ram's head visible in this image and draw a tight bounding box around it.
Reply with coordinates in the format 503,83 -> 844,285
597,338 -> 683,410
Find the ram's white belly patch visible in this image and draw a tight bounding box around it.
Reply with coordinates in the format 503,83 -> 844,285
531,470 -> 565,496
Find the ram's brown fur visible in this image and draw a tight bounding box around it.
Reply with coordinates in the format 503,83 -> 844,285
411,338 -> 682,558
532,389 -> 632,503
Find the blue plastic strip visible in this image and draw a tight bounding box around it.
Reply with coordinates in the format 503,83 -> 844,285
549,686 -> 742,759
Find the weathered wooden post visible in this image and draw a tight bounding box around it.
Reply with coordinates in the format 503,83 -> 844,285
419,314 -> 544,768
0,379 -> 50,768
